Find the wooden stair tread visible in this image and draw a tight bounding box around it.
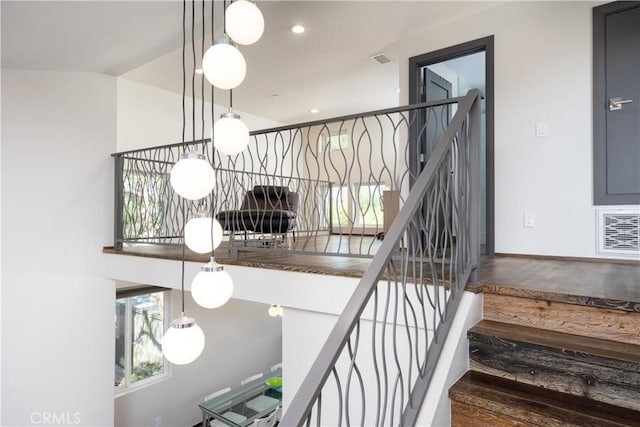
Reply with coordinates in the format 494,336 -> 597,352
470,319 -> 640,364
450,371 -> 640,426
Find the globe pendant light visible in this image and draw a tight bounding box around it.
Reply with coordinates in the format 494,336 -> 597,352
185,212 -> 224,254
268,304 -> 284,317
202,37 -> 246,90
191,258 -> 234,309
170,152 -> 215,200
213,112 -> 250,156
162,316 -> 205,365
225,0 -> 264,46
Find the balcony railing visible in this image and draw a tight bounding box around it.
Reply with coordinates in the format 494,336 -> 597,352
112,89 -> 482,426
113,95 -> 466,259
280,89 -> 482,426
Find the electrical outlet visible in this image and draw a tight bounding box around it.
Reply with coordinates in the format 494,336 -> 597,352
154,416 -> 162,427
523,212 -> 535,228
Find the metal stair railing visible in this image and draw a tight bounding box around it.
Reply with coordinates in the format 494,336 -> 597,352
280,89 -> 482,426
112,96 -> 466,258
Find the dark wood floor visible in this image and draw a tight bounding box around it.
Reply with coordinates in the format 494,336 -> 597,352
104,238 -> 640,305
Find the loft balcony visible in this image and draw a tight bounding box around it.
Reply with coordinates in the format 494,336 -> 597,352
104,90 -> 640,426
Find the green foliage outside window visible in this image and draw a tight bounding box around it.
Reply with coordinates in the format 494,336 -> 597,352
115,291 -> 166,390
358,185 -> 385,226
122,173 -> 166,240
324,131 -> 349,151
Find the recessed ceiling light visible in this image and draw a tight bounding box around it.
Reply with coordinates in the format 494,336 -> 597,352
291,24 -> 305,34
195,68 -> 204,74
395,87 -> 401,93
309,108 -> 319,114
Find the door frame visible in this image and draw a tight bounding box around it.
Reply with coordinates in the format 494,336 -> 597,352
408,35 -> 495,255
593,1 -> 640,205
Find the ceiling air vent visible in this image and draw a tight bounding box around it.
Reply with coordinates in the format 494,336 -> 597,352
371,53 -> 392,64
596,209 -> 640,256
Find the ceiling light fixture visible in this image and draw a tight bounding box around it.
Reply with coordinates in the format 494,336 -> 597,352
225,0 -> 264,45
214,112 -> 250,156
191,258 -> 234,309
291,24 -> 305,34
162,315 -> 205,365
163,0 -> 207,366
191,0 -> 266,312
202,36 -> 246,90
268,304 -> 284,317
309,108 -> 319,114
185,212 -> 223,254
170,152 -> 215,200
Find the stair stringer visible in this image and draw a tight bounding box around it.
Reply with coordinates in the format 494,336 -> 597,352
416,291 -> 483,426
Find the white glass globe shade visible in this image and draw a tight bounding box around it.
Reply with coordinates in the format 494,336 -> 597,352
191,263 -> 234,309
185,215 -> 224,254
170,153 -> 215,200
162,317 -> 205,365
225,0 -> 264,46
214,113 -> 250,156
268,304 -> 283,317
202,39 -> 246,90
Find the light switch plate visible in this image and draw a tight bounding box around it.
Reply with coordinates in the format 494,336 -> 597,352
535,122 -> 549,138
523,212 -> 535,228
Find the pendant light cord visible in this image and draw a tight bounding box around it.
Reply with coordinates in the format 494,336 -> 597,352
181,199 -> 186,316
179,0 -> 188,317
191,0 -> 196,145
210,0 -> 216,260
201,0 -> 205,152
225,2 -> 233,114
223,0 -> 227,35
181,0 -> 186,151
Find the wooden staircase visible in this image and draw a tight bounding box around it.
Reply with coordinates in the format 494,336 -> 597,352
450,287 -> 640,426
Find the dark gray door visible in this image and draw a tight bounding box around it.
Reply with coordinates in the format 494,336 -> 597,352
594,2 -> 640,204
414,68 -> 452,253
410,68 -> 452,184
409,36 -> 494,255
421,68 -> 452,164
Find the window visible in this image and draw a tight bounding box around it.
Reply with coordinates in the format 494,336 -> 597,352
327,185 -> 353,229
321,130 -> 349,151
325,183 -> 388,232
115,288 -> 169,394
356,184 -> 387,227
122,171 -> 166,240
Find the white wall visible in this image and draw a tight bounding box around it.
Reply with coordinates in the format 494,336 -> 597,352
114,293 -> 281,427
282,291 -> 482,427
399,1 -> 638,259
116,78 -> 282,152
1,70 -> 115,426
0,17 -> 4,421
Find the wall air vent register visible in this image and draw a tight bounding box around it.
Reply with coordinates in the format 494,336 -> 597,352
596,209 -> 640,257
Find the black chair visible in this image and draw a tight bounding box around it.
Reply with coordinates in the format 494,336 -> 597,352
216,185 -> 299,243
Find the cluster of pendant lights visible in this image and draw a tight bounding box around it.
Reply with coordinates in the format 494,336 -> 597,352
162,0 -> 264,366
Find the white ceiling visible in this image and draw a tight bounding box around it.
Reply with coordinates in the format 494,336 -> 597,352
1,1 -> 499,124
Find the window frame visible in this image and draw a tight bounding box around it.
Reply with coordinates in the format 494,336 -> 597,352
319,129 -> 350,152
115,288 -> 170,397
354,183 -> 388,228
326,182 -> 387,234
